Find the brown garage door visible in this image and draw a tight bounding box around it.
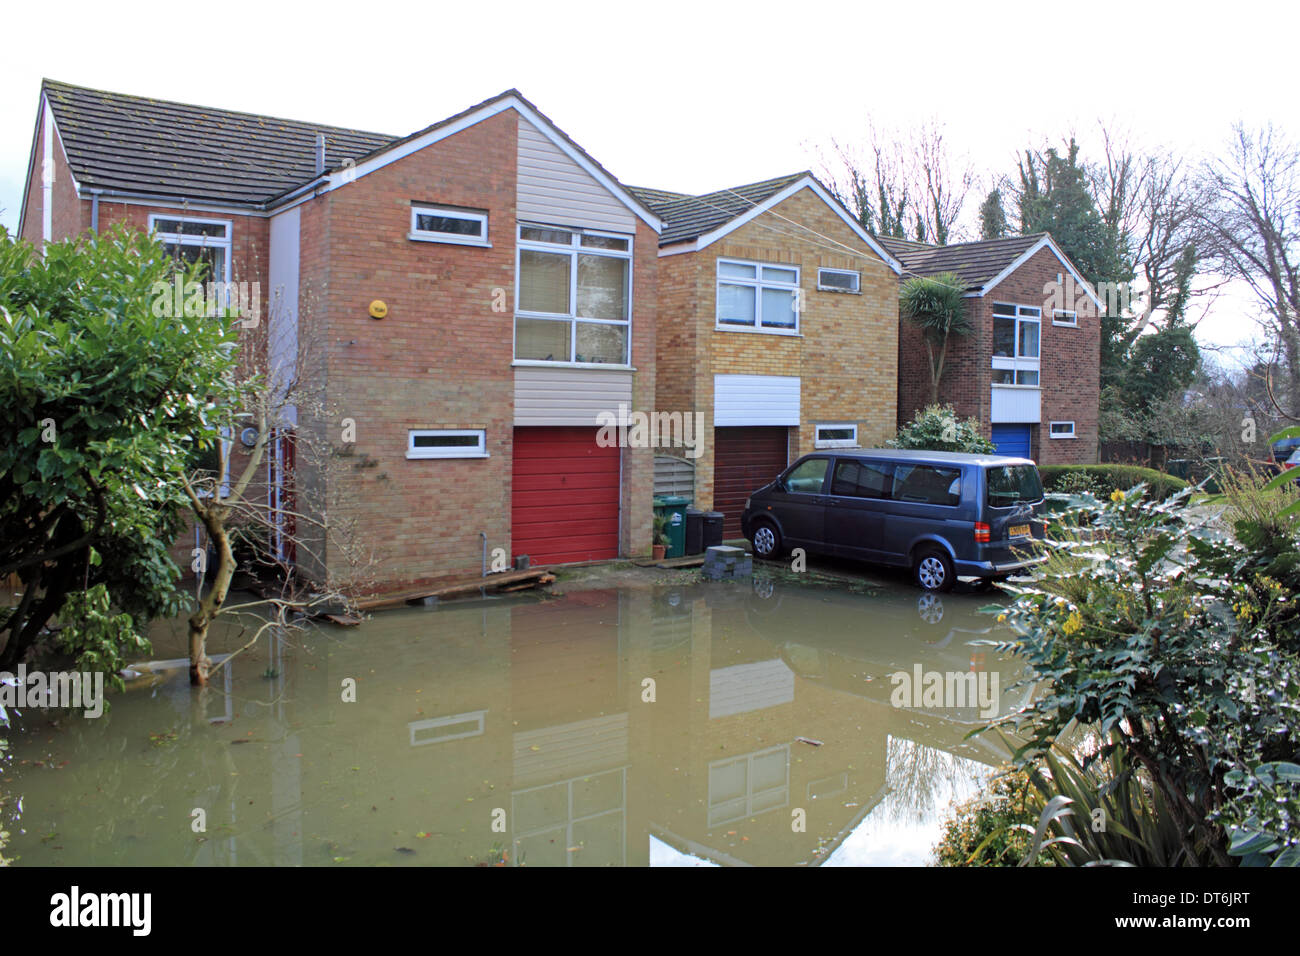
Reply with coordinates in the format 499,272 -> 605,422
714,427 -> 789,539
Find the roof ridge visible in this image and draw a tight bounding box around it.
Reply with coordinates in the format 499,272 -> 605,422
42,77 -> 398,141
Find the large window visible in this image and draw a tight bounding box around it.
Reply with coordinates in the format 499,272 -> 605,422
717,259 -> 800,333
515,225 -> 632,364
149,215 -> 231,283
992,302 -> 1041,386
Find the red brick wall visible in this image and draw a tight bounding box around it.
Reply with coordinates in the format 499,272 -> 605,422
19,108 -> 84,247
898,245 -> 1099,464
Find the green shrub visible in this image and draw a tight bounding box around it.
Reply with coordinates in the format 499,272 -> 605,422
983,477 -> 1300,866
1039,464 -> 1189,501
933,765 -> 1037,866
889,403 -> 995,454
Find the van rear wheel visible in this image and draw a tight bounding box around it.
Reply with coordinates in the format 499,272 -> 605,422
913,547 -> 955,593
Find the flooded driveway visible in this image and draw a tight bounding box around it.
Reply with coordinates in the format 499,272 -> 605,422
1,573 -> 1027,866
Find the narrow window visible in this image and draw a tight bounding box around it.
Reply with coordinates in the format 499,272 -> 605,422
407,429 -> 488,459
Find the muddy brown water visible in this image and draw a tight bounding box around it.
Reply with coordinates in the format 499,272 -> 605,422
0,574 -> 1027,866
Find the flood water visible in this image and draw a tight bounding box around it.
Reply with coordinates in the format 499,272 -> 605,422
1,575 -> 1028,866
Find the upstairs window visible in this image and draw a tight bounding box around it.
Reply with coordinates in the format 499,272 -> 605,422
514,225 -> 631,365
717,259 -> 800,333
150,215 -> 231,283
992,303 -> 1041,387
410,204 -> 488,246
817,268 -> 860,293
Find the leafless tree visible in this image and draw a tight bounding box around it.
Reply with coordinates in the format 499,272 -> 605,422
183,289 -> 375,685
1198,123 -> 1300,420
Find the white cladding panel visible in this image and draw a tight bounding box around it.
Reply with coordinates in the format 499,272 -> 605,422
990,385 -> 1042,423
514,366 -> 634,426
714,374 -> 801,426
268,206 -> 301,426
517,116 -> 636,233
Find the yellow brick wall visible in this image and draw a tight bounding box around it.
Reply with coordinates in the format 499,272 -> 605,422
655,187 -> 899,511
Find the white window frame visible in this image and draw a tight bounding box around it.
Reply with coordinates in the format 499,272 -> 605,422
409,204 -> 489,247
514,223 -> 633,366
1052,308 -> 1078,327
814,423 -> 859,449
716,257 -> 801,335
817,268 -> 860,294
149,214 -> 232,283
1049,421 -> 1077,439
407,429 -> 488,460
991,302 -> 1041,388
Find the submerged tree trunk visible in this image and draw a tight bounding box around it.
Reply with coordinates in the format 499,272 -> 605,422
187,506 -> 236,686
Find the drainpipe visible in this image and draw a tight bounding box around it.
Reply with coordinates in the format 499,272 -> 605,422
90,188 -> 102,233
480,531 -> 488,577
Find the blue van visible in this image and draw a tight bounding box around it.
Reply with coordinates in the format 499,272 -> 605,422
740,449 -> 1046,591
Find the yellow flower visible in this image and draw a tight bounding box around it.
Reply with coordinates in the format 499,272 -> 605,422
997,613 -> 1007,623
1110,489 -> 1125,503
1063,609 -> 1084,635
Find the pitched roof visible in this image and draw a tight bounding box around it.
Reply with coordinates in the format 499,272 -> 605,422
625,185 -> 691,207
41,79 -> 398,207
634,172 -> 808,245
877,233 -> 1047,290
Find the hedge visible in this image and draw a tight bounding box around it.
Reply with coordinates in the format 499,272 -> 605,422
1038,464 -> 1190,501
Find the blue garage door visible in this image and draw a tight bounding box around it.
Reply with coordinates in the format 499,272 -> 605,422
992,424 -> 1032,459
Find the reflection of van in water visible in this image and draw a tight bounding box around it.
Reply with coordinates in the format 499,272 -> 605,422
740,449 -> 1046,592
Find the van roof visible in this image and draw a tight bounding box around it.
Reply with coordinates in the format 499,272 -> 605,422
807,448 -> 1036,467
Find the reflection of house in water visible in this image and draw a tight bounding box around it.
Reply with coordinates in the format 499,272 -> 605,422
10,579 -> 1026,867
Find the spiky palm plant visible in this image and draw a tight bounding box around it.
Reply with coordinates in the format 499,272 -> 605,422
900,271 -> 971,404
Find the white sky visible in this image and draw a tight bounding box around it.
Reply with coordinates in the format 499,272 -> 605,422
2,0 -> 1295,359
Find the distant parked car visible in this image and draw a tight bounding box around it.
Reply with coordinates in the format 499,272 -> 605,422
741,449 -> 1046,592
1283,448 -> 1300,484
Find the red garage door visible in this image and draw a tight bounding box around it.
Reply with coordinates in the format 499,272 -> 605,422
512,427 -> 620,565
714,427 -> 789,539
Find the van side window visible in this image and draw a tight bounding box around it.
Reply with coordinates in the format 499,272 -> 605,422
785,457 -> 829,494
831,459 -> 893,499
892,464 -> 962,506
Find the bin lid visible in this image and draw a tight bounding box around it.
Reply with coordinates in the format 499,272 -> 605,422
655,495 -> 691,506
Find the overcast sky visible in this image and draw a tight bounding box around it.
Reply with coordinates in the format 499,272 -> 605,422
2,0 -> 1295,361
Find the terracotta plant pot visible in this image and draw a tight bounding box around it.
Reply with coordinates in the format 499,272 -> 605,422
652,544 -> 667,560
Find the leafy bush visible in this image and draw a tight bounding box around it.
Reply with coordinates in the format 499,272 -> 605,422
889,403 -> 995,454
1039,464 -> 1189,501
933,765 -> 1036,866
981,473 -> 1300,865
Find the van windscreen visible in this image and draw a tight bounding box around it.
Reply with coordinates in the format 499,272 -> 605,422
986,464 -> 1043,507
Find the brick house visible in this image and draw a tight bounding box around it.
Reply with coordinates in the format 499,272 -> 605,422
18,80 -> 662,590
629,174 -> 902,537
879,234 -> 1102,465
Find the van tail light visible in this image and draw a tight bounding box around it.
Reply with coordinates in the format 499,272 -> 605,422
974,522 -> 991,543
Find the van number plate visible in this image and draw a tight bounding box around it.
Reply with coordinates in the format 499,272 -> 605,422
1009,524 -> 1031,538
